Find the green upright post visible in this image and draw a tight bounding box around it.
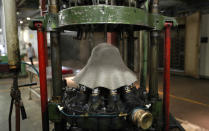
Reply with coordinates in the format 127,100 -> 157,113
149,0 -> 159,100
140,31 -> 149,90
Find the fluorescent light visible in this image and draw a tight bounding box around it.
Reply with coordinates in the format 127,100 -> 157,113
0,29 -> 2,32
26,17 -> 31,21
23,29 -> 29,42
20,21 -> 23,24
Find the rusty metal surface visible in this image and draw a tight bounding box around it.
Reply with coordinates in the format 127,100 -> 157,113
2,0 -> 20,70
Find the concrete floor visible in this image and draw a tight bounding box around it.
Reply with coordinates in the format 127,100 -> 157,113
0,78 -> 42,131
158,75 -> 209,130
0,75 -> 209,131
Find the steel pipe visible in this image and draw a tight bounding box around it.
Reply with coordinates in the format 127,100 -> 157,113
140,31 -> 149,90
49,0 -> 64,130
39,0 -> 48,66
127,31 -> 134,71
107,32 -> 117,45
15,102 -> 20,131
163,22 -> 172,131
148,0 -> 159,100
49,0 -> 62,98
39,0 -> 47,16
35,23 -> 49,131
50,32 -> 62,97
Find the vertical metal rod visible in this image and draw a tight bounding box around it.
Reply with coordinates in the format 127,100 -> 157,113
111,0 -> 115,5
148,0 -> 159,99
39,0 -> 48,66
49,0 -> 64,130
9,98 -> 14,131
39,0 -> 47,16
107,32 -> 117,45
50,32 -> 62,97
15,103 -> 20,131
163,23 -> 172,131
140,31 -> 149,90
127,31 -> 134,71
36,23 -> 49,131
29,72 -> 33,100
44,32 -> 48,66
140,1 -> 149,89
3,0 -> 21,130
2,0 -> 20,70
49,0 -> 62,98
104,25 -> 107,42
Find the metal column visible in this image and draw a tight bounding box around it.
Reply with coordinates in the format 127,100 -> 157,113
3,0 -> 21,131
107,32 -> 117,45
140,31 -> 149,90
49,0 -> 64,130
149,0 -> 159,99
163,23 -> 172,131
127,31 -> 135,71
140,1 -> 149,90
39,0 -> 47,16
35,23 -> 49,131
2,0 -> 20,70
49,0 -> 62,98
39,0 -> 48,66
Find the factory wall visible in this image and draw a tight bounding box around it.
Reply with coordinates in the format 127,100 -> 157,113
184,12 -> 201,78
200,14 -> 209,78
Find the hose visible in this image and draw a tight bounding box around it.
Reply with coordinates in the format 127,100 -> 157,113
57,105 -> 128,118
21,61 -> 39,77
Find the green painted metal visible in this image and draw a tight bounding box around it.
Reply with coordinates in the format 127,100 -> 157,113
29,5 -> 177,31
28,17 -> 46,30
45,13 -> 59,31
58,5 -> 177,31
151,100 -> 163,130
140,31 -> 149,89
0,56 -> 8,63
0,56 -> 27,77
48,102 -> 62,123
140,1 -> 149,90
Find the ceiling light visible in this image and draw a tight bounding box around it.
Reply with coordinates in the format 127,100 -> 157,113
0,29 -> 2,32
26,17 -> 31,21
20,21 -> 23,24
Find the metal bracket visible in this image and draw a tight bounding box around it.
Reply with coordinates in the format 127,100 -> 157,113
45,13 -> 58,31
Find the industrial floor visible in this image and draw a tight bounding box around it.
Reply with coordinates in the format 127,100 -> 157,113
0,75 -> 209,131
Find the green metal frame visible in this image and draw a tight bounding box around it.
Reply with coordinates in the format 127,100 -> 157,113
58,5 -> 177,31
29,5 -> 177,31
48,102 -> 62,123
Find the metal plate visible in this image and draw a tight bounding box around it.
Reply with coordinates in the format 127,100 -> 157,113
58,5 -> 169,31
